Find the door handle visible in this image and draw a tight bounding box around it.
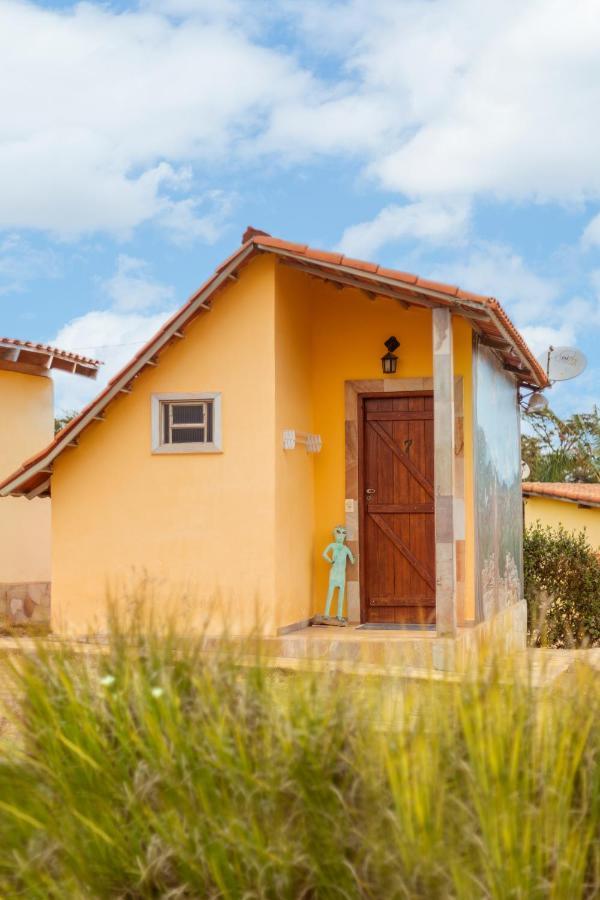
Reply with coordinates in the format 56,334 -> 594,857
403,439 -> 413,453
365,488 -> 376,501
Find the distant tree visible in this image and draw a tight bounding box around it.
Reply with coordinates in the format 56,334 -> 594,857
54,410 -> 79,434
521,406 -> 599,483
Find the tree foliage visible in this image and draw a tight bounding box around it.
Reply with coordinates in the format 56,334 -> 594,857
522,406 -> 600,483
524,522 -> 600,647
54,409 -> 79,434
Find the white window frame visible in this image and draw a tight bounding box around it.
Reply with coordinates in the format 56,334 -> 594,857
151,392 -> 222,454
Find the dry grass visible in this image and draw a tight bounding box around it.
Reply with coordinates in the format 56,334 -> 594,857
0,614 -> 597,898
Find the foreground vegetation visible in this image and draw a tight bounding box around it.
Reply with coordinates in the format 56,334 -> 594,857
0,618 -> 598,898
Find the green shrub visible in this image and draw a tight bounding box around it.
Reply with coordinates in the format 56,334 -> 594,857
0,619 -> 599,898
524,522 -> 600,647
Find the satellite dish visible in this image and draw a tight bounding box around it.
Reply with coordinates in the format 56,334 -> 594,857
538,346 -> 587,382
521,461 -> 531,480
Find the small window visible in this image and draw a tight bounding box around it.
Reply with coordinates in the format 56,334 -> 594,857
152,393 -> 222,453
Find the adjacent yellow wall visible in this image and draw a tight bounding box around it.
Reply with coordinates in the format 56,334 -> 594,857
524,495 -> 600,549
274,264 -> 475,624
51,255 -> 278,634
0,369 -> 53,583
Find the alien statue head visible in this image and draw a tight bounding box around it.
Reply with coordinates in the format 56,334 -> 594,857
333,525 -> 347,543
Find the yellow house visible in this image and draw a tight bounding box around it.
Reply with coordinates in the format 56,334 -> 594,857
0,229 -> 547,652
523,482 -> 600,549
0,339 -> 100,626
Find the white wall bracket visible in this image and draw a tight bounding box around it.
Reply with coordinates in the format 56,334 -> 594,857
282,429 -> 322,453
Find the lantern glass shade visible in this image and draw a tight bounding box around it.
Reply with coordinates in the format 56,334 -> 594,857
381,351 -> 398,375
526,391 -> 548,413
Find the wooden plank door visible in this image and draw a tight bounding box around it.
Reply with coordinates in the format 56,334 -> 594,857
361,393 -> 436,624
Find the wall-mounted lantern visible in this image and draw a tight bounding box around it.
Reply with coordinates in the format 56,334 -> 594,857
381,336 -> 400,375
525,391 -> 548,413
519,387 -> 549,413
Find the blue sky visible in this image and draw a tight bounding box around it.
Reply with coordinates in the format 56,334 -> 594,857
1,0 -> 599,414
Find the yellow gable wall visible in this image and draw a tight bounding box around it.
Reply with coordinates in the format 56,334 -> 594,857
274,264 -> 475,624
0,370 -> 53,583
51,255 -> 277,634
524,495 -> 600,549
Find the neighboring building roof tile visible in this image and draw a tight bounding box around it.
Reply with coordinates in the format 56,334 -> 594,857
523,482 -> 600,507
0,338 -> 101,368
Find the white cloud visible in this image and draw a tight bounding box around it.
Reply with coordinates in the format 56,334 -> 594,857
0,0 -> 311,238
156,191 -> 234,245
52,308 -> 175,413
582,212 -> 600,248
51,255 -> 176,411
286,0 -> 600,203
336,200 -> 470,258
2,0 -> 600,243
518,324 -> 577,357
426,242 -> 560,325
103,255 -> 175,311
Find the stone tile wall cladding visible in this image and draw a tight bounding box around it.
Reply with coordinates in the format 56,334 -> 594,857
0,582 -> 50,627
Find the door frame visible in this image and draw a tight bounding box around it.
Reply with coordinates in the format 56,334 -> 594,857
358,390 -> 434,624
343,377 -> 466,626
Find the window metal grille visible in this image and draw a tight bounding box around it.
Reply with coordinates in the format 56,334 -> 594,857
161,400 -> 214,445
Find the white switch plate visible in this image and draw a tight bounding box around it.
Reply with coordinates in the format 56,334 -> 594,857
344,498 -> 355,513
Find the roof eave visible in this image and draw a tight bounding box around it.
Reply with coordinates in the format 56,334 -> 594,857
256,242 -> 547,389
0,233 -> 547,496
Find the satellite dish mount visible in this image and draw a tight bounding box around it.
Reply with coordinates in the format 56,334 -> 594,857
539,345 -> 587,383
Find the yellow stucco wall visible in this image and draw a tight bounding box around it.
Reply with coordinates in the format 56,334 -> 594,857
274,264 -> 475,624
0,369 -> 53,583
274,265 -> 315,629
524,495 -> 600,549
51,255 -> 278,634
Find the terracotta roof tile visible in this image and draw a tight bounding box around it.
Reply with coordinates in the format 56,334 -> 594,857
339,256 -> 379,273
377,267 -> 418,285
523,482 -> 600,506
304,248 -> 344,265
415,277 -> 459,297
456,288 -> 490,304
256,236 -> 308,254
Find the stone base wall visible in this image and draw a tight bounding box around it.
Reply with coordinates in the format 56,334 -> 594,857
0,582 -> 51,627
455,599 -> 527,670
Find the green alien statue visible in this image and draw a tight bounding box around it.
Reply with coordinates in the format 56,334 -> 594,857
320,525 -> 355,624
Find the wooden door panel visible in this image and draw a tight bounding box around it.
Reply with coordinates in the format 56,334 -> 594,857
361,393 -> 436,624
